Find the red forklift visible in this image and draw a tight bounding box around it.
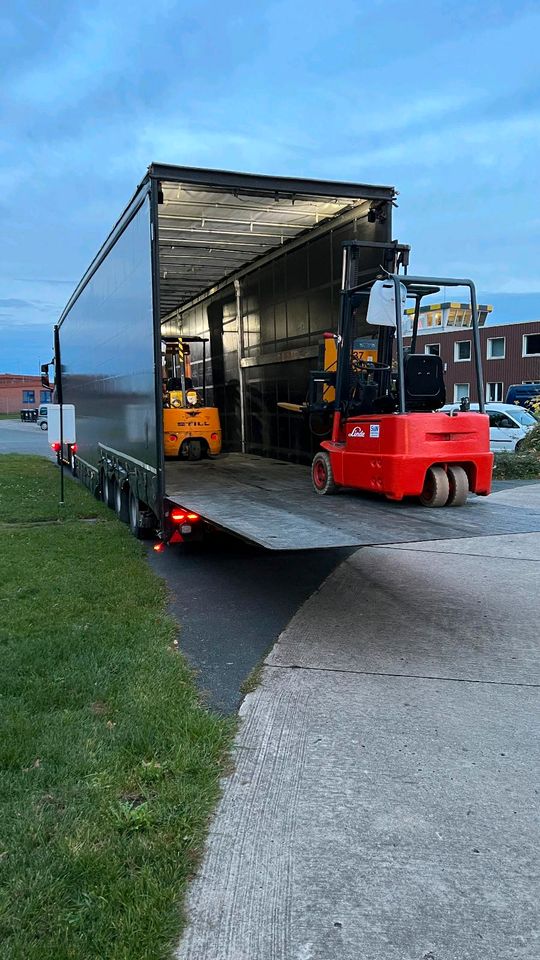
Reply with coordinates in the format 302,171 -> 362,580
307,242 -> 493,507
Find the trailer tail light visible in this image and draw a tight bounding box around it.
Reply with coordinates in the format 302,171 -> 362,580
168,434 -> 178,442
51,442 -> 61,452
71,443 -> 78,453
170,508 -> 186,522
187,513 -> 199,521
210,432 -> 218,440
153,542 -> 165,552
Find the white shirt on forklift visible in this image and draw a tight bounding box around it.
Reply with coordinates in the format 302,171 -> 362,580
367,279 -> 407,328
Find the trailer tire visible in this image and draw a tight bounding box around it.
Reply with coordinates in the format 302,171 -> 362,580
447,464 -> 469,507
312,451 -> 336,495
102,473 -> 115,509
128,490 -> 154,540
115,481 -> 130,523
419,465 -> 449,507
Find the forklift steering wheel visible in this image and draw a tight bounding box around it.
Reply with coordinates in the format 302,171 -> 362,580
351,358 -> 391,374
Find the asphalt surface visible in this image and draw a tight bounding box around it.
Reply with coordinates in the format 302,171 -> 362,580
147,537 -> 353,713
0,418 -> 54,457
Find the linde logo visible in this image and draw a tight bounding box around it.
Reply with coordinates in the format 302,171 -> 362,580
348,426 -> 365,438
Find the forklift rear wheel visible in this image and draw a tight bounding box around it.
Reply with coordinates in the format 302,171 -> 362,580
312,451 -> 336,495
419,465 -> 449,508
188,440 -> 202,461
446,464 -> 469,507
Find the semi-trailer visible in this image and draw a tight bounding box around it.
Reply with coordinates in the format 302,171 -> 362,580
53,164 -> 492,550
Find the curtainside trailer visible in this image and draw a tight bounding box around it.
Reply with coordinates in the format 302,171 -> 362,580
55,164 -> 493,551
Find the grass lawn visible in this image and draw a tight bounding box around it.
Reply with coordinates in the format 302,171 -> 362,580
0,412 -> 18,420
0,455 -> 234,959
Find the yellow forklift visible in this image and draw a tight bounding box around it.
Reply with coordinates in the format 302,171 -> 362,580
162,336 -> 222,460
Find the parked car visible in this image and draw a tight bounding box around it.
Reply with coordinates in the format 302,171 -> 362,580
36,405 -> 49,431
441,402 -> 537,452
505,383 -> 540,409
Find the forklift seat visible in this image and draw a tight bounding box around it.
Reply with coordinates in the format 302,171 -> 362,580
404,354 -> 446,411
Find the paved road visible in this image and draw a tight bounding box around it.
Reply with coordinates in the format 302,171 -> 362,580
177,483 -> 540,960
0,418 -> 53,457
147,536 -> 353,713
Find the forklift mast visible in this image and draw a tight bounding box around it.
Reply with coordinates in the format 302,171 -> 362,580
333,241 -> 486,418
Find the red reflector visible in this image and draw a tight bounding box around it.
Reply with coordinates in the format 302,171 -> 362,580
210,433 -> 218,440
170,508 -> 186,522
187,513 -> 199,520
51,442 -> 61,452
168,434 -> 178,442
169,530 -> 183,544
153,542 -> 165,552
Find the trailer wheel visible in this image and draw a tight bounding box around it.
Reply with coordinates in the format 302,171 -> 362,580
102,473 -> 115,509
419,465 -> 449,507
447,464 -> 469,507
312,451 -> 336,495
128,490 -> 154,540
114,482 -> 130,523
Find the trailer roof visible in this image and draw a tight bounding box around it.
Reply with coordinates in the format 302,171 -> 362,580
58,165 -> 395,327
151,164 -> 395,319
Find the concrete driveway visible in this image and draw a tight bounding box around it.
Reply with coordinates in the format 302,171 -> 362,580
177,483 -> 540,960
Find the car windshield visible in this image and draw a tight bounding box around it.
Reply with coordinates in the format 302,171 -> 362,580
510,407 -> 537,426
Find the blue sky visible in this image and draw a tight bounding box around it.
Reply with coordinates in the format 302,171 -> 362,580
1,0 -> 539,373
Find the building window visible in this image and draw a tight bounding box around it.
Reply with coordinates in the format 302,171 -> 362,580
454,340 -> 471,361
486,382 -> 504,402
487,337 -> 505,359
425,343 -> 440,356
40,390 -> 52,403
523,333 -> 540,356
454,383 -> 470,402
22,390 -> 35,404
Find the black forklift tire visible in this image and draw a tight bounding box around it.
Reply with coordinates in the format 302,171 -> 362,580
188,440 -> 202,461
312,451 -> 336,495
446,464 -> 469,507
114,481 -> 130,523
419,465 -> 449,507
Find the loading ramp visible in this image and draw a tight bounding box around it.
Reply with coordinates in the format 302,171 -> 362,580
165,454 -> 540,550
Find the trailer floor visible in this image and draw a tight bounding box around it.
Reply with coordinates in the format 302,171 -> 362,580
165,453 -> 540,550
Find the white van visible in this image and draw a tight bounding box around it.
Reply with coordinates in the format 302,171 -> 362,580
37,405 -> 49,431
441,402 -> 537,452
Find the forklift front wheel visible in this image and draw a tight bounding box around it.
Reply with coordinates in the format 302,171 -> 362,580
419,465 -> 449,508
312,451 -> 336,496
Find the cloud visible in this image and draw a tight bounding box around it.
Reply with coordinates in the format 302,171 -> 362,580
0,297 -> 55,311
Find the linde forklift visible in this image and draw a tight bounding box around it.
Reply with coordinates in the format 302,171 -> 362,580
285,242 -> 493,507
